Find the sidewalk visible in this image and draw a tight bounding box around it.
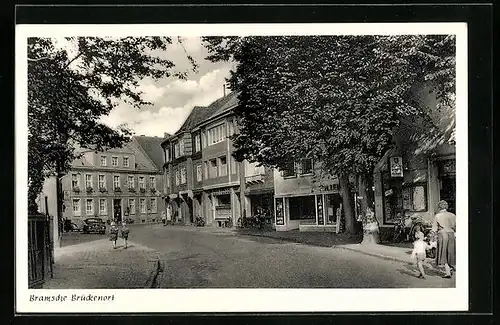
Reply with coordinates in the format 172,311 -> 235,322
338,243 -> 415,264
44,239 -> 162,289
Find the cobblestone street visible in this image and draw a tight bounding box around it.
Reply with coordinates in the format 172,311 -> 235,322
46,225 -> 455,289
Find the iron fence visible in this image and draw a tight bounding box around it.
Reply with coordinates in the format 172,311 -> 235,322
28,214 -> 53,288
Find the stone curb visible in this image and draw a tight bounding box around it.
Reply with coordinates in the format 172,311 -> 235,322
236,231 -> 338,247
335,246 -> 410,264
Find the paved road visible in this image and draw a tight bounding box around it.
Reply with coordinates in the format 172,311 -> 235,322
112,225 -> 455,289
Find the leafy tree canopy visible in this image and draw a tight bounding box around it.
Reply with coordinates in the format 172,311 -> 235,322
28,36 -> 196,213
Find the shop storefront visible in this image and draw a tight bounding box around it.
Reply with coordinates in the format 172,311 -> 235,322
274,191 -> 342,232
375,152 -> 456,227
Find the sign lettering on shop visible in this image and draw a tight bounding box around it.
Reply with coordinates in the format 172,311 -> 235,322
389,156 -> 404,177
275,199 -> 285,226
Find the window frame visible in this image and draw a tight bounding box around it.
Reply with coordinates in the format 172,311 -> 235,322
127,175 -> 135,189
85,174 -> 92,188
139,198 -> 147,214
196,165 -> 203,182
219,156 -> 228,177
123,156 -> 130,168
85,198 -> 94,215
99,199 -> 107,216
299,158 -> 314,175
282,161 -> 297,178
180,167 -> 187,184
111,156 -> 119,167
113,175 -> 121,189
149,176 -> 156,189
71,174 -> 80,188
150,198 -> 157,213
72,198 -> 81,216
100,155 -> 107,167
98,174 -> 106,189
138,176 -> 146,189
128,198 -> 136,215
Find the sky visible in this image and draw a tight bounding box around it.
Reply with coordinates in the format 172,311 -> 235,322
93,37 -> 235,138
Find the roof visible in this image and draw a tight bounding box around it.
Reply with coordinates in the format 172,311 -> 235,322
133,135 -> 166,169
204,90 -> 239,121
174,106 -> 212,135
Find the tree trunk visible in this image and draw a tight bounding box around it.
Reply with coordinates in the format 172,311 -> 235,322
359,173 -> 380,245
339,174 -> 356,235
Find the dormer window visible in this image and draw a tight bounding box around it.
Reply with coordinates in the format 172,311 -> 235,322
123,156 -> 130,167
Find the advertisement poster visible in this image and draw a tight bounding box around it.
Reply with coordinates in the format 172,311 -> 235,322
275,198 -> 284,225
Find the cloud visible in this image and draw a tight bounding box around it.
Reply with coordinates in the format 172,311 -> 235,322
100,63 -> 233,137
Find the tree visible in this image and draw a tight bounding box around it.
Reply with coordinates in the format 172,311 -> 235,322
28,36 -> 196,214
203,35 -> 455,243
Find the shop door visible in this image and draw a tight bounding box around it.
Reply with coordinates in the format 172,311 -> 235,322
113,199 -> 122,222
440,177 -> 456,214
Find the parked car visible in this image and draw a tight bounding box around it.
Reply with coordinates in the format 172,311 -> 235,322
82,217 -> 106,234
70,222 -> 81,232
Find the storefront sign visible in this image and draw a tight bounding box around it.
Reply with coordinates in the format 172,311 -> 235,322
316,195 -> 324,225
389,156 -> 404,177
275,198 -> 285,226
384,189 -> 393,197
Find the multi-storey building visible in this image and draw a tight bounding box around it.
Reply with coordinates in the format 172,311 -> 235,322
162,92 -> 276,227
60,136 -> 166,225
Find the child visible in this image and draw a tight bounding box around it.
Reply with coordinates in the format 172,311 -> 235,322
121,222 -> 130,249
109,221 -> 119,249
411,231 -> 429,278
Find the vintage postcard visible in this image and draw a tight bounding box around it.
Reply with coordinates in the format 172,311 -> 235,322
16,22 -> 468,313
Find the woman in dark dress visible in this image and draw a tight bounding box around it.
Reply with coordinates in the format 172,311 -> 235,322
431,200 -> 456,278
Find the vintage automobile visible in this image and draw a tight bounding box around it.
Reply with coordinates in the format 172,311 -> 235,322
82,217 -> 106,234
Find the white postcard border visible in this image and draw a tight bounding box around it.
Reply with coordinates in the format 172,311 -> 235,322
15,22 -> 468,313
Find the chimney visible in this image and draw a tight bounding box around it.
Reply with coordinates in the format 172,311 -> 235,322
223,84 -> 226,97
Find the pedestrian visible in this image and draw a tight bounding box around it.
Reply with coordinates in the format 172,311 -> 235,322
161,211 -> 166,226
121,222 -> 130,249
166,205 -> 172,225
411,231 -> 429,279
109,221 -> 119,249
431,200 -> 456,278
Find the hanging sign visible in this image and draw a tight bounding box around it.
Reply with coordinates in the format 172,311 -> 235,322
389,156 -> 404,177
275,198 -> 285,226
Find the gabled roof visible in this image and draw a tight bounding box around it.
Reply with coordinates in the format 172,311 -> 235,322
174,106 -> 211,135
133,135 -> 166,170
204,90 -> 239,122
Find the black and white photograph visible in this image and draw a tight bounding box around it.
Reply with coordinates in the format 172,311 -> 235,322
16,22 -> 468,313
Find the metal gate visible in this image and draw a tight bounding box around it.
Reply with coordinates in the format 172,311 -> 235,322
28,214 -> 53,288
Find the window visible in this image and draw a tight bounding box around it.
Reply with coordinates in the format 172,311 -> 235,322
196,165 -> 203,182
175,170 -> 180,185
100,156 -> 107,166
231,156 -> 237,175
165,171 -> 170,189
219,156 -> 227,176
282,161 -> 296,178
179,139 -> 185,156
194,134 -> 201,152
72,199 -> 81,216
174,142 -> 180,158
204,161 -> 208,179
123,156 -> 130,167
207,124 -> 226,145
99,199 -> 107,216
98,174 -> 106,189
228,120 -> 235,137
164,148 -> 170,162
210,159 -> 218,178
85,199 -> 94,215
202,132 -> 207,149
402,183 -> 428,212
150,198 -> 157,213
71,174 -> 80,188
113,175 -> 120,189
128,198 -> 135,215
112,156 -> 118,167
299,159 -> 313,175
85,174 -> 92,188
140,198 -> 146,214
149,176 -> 156,189
139,176 -> 145,189
180,167 -> 187,184
127,175 -> 135,189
